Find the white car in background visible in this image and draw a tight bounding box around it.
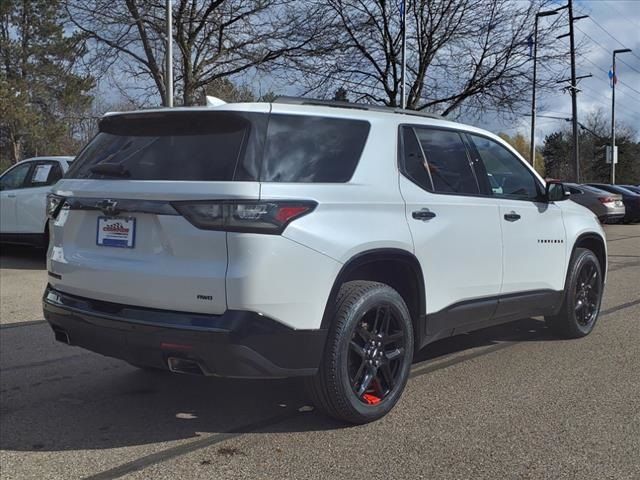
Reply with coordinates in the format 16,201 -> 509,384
0,156 -> 74,247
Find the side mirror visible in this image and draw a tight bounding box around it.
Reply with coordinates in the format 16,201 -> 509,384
546,181 -> 570,202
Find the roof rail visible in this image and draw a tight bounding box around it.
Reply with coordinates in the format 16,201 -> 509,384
273,96 -> 444,120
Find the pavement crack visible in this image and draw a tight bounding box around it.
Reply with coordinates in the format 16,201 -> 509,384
81,412 -> 297,480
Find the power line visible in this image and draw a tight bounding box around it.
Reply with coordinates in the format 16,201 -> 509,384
579,89 -> 640,121
581,81 -> 640,106
578,54 -> 640,100
618,81 -> 640,97
597,1 -> 640,33
554,72 -> 640,120
575,25 -> 640,75
580,1 -> 640,63
586,15 -> 632,50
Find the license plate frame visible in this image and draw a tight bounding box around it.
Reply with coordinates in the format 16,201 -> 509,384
96,216 -> 136,249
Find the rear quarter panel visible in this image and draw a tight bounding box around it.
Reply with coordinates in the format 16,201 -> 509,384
261,117 -> 414,263
254,116 -> 414,330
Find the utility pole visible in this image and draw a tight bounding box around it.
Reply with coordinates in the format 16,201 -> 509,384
400,0 -> 407,109
557,0 -> 587,182
530,9 -> 558,167
165,0 -> 173,107
610,48 -> 632,184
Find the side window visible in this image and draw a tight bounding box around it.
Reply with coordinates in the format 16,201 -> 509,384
261,115 -> 370,182
0,163 -> 32,191
399,127 -> 433,191
469,134 -> 541,201
414,128 -> 480,195
568,186 -> 582,195
28,162 -> 62,187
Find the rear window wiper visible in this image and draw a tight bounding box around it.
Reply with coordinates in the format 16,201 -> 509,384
89,163 -> 131,178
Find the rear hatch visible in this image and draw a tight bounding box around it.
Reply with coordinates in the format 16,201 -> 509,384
47,108 -> 268,314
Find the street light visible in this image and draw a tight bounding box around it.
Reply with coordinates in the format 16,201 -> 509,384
610,48 -> 632,184
529,9 -> 558,167
165,0 -> 173,107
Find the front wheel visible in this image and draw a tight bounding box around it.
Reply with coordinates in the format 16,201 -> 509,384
546,248 -> 603,338
306,281 -> 414,424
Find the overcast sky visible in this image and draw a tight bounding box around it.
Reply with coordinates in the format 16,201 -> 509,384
477,0 -> 640,141
100,0 -> 640,143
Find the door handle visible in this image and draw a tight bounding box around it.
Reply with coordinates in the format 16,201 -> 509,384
504,211 -> 521,222
7,194 -> 16,198
412,208 -> 436,221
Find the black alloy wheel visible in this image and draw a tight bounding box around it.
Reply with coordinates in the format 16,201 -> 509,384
348,304 -> 407,405
306,281 -> 414,424
574,260 -> 601,328
546,248 -> 603,338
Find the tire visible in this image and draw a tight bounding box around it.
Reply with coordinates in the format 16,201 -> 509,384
306,281 -> 414,424
545,248 -> 603,339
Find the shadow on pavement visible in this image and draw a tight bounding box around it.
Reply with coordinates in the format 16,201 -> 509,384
0,316 -> 555,454
0,244 -> 46,270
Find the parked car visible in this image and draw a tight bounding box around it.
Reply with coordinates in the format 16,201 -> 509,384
585,183 -> 640,223
43,98 -> 607,424
0,156 -> 74,247
621,185 -> 640,195
564,183 -> 625,224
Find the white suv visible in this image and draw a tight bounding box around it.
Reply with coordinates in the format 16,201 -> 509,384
0,156 -> 74,247
43,98 -> 607,424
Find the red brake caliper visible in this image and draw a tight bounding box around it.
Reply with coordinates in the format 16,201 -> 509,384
362,379 -> 382,405
362,393 -> 381,405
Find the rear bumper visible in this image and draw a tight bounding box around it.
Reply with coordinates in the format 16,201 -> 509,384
623,204 -> 640,222
599,212 -> 625,223
43,285 -> 326,378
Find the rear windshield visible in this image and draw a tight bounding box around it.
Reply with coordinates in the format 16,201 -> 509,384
66,111 -> 370,183
66,111 -> 265,181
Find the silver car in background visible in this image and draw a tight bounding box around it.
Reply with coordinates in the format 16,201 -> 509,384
565,183 -> 625,224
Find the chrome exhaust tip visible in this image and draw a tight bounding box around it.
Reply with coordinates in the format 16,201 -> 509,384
167,357 -> 205,375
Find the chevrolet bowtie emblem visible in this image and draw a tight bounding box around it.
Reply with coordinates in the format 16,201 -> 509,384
97,199 -> 120,216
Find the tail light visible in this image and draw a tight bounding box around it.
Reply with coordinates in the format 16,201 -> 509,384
47,194 -> 66,219
172,200 -> 316,234
598,197 -> 617,204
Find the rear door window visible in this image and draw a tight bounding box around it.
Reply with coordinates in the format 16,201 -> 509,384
399,127 -> 433,191
412,128 -> 480,195
28,162 -> 63,187
261,115 -> 370,182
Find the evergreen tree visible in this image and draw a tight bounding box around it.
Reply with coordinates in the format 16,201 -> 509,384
0,0 -> 94,166
541,111 -> 640,184
542,132 -> 573,181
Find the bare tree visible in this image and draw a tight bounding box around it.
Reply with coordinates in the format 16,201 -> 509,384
292,0 -> 567,117
65,0 -> 325,106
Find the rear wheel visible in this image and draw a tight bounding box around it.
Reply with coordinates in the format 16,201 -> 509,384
546,248 -> 603,338
306,281 -> 414,424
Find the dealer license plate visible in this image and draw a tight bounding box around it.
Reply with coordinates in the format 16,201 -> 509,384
96,216 -> 136,248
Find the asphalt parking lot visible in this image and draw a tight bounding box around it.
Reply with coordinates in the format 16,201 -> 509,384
1,224 -> 639,480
